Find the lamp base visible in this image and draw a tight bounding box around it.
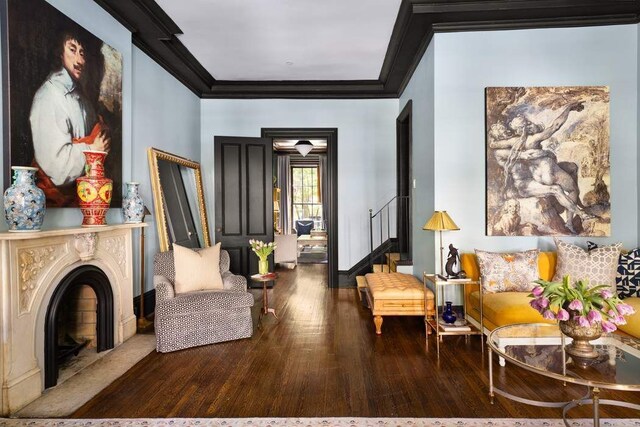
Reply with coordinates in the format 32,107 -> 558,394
137,316 -> 153,332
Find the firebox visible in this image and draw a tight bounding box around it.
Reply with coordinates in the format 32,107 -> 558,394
44,265 -> 114,389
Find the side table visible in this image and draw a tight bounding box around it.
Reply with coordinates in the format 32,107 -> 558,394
423,273 -> 483,357
251,273 -> 279,327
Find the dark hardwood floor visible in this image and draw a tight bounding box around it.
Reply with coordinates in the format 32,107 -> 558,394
73,264 -> 640,419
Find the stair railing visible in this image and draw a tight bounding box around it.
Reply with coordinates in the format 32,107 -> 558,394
369,195 -> 410,272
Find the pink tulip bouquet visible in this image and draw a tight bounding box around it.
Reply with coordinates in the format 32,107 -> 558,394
529,275 -> 636,333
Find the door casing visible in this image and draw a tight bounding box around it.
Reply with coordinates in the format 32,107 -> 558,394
261,128 -> 338,288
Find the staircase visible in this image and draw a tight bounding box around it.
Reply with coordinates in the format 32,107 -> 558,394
356,196 -> 413,302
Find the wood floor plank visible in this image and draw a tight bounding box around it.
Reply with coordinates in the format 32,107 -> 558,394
71,264 -> 640,419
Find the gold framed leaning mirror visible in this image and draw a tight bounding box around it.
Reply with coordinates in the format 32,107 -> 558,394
147,147 -> 211,252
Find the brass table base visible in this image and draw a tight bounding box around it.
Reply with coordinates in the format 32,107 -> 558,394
489,347 -> 640,427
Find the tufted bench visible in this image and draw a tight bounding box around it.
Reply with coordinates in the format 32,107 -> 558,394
365,272 -> 435,335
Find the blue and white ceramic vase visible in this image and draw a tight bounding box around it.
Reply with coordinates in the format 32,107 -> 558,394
442,301 -> 457,324
122,182 -> 144,223
3,166 -> 45,232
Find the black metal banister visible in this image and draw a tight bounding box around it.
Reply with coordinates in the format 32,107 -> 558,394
369,195 -> 410,272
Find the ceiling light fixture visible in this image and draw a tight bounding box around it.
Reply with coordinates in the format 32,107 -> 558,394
294,140 -> 314,157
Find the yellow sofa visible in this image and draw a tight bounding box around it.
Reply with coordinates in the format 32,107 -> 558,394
460,251 -> 640,338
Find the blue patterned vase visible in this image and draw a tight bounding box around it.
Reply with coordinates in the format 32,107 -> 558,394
3,166 -> 45,232
122,182 -> 144,223
442,301 -> 457,324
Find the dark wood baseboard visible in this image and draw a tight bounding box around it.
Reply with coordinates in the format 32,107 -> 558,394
133,289 -> 155,318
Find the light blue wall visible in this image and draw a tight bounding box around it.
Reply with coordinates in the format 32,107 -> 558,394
433,24 -> 638,261
0,1 -> 201,297
399,42 -> 435,282
131,47 -> 201,294
200,99 -> 399,271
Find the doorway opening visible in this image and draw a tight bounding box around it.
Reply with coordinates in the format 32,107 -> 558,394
262,128 -> 338,288
396,101 -> 412,262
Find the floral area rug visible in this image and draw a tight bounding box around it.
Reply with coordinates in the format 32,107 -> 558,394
2,418 -> 638,426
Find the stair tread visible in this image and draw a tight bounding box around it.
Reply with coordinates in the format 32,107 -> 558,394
384,253 -> 401,261
372,264 -> 391,273
356,276 -> 367,289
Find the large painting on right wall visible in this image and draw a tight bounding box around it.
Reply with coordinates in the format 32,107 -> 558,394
485,86 -> 610,237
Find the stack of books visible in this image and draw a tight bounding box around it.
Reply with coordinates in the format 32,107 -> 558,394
438,319 -> 471,331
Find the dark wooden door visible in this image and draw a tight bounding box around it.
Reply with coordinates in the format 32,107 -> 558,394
214,136 -> 273,282
157,159 -> 200,249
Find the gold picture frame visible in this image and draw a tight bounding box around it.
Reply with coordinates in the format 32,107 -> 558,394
147,147 -> 211,252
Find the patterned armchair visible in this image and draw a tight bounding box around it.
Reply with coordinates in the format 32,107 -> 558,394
153,249 -> 254,353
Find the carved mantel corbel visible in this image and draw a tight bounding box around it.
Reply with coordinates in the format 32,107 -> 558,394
74,232 -> 98,261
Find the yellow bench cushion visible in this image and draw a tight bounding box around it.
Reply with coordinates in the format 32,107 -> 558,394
468,291 -> 552,328
617,297 -> 640,338
365,272 -> 425,300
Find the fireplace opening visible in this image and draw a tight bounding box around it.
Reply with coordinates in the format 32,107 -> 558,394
45,265 -> 114,389
57,284 -> 95,365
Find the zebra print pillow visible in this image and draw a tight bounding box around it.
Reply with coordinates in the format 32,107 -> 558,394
617,248 -> 640,299
587,242 -> 640,299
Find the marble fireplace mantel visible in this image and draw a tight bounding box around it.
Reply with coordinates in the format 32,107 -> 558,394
0,223 -> 146,415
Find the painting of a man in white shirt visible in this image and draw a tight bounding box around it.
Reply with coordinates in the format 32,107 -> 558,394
3,0 -> 122,209
29,30 -> 112,207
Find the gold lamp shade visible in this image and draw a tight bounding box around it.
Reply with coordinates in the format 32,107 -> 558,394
423,211 -> 459,231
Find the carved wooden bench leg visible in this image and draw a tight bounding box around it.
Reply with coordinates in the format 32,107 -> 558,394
374,315 -> 383,335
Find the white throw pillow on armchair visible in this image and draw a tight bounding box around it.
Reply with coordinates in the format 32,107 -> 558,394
173,243 -> 224,293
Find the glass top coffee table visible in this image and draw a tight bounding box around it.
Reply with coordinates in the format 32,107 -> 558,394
487,323 -> 640,426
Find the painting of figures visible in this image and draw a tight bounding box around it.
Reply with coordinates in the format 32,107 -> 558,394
485,86 -> 610,237
2,0 -> 122,207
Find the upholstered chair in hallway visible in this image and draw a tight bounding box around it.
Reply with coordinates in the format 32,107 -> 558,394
295,219 -> 314,236
153,249 -> 254,352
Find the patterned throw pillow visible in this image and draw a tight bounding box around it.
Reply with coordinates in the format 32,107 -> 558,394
475,249 -> 540,293
617,248 -> 640,299
552,238 -> 621,291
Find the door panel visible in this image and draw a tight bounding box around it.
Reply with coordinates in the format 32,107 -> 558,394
215,136 -> 273,282
246,144 -> 267,235
221,144 -> 242,235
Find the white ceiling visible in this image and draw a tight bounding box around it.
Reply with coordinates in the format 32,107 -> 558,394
155,0 -> 402,81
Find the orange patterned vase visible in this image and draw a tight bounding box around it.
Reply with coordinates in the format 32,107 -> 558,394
76,150 -> 112,227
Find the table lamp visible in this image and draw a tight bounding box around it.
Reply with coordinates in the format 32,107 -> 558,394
423,211 -> 459,278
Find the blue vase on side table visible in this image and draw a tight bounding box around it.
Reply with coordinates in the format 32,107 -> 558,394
442,301 -> 457,324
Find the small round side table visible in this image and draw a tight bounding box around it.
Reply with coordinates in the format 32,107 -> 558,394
250,273 -> 278,326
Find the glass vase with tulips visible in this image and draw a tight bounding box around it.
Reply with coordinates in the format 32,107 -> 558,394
249,239 -> 277,275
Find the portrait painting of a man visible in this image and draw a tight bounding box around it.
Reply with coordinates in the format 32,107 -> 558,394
485,87 -> 610,237
2,0 -> 122,207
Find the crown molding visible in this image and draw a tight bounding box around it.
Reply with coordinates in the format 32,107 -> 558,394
94,0 -> 640,99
